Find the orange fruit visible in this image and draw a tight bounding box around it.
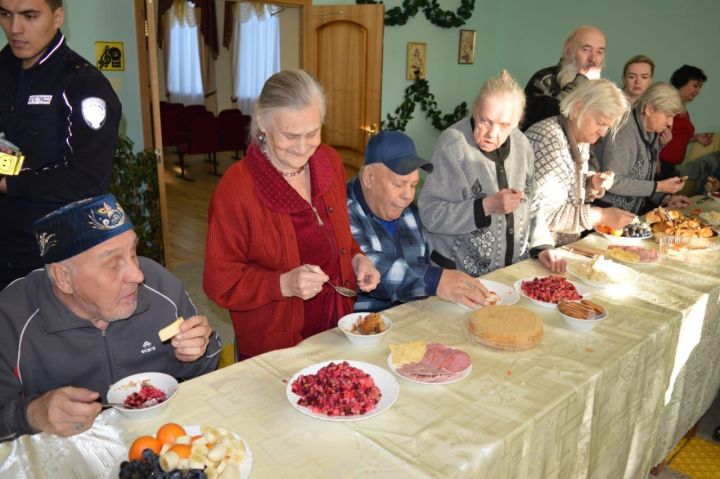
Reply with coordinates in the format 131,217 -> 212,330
169,443 -> 192,459
128,435 -> 162,461
156,423 -> 186,445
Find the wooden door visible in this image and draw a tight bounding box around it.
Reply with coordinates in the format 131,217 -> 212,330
134,0 -> 170,263
304,4 -> 384,178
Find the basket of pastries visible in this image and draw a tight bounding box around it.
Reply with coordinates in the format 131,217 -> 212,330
645,207 -> 717,244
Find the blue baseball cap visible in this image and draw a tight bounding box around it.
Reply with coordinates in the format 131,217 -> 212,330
33,194 -> 134,264
364,131 -> 433,175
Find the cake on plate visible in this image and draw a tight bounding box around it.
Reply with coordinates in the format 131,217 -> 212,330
468,305 -> 543,351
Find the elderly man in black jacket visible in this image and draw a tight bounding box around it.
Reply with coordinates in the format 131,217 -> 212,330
521,25 -> 606,131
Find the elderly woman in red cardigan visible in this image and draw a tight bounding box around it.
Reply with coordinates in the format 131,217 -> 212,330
204,70 -> 380,359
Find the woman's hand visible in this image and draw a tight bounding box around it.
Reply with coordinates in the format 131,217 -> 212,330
659,128 -> 673,148
596,207 -> 635,230
279,264 -> 329,300
591,171 -> 615,191
482,188 -> 523,215
693,132 -> 714,146
538,249 -> 567,273
666,195 -> 691,209
352,255 -> 380,292
657,177 -> 684,194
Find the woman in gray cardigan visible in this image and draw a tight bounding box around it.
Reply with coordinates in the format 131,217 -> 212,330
526,79 -> 635,246
595,83 -> 690,214
418,71 -> 565,277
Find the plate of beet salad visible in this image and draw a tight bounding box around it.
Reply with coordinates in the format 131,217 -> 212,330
287,360 -> 399,422
514,275 -> 592,308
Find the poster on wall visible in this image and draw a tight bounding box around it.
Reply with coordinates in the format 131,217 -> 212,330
406,42 -> 426,80
96,42 -> 125,71
458,30 -> 476,64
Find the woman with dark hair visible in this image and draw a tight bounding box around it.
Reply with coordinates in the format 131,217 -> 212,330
659,64 -> 714,178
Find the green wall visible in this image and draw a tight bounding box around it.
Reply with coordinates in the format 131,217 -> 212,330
315,0 -> 720,159
0,0 -> 144,148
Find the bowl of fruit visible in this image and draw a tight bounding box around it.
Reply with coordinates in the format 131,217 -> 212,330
107,372 -> 178,420
595,220 -> 652,245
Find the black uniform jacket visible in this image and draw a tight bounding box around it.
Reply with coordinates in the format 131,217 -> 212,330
0,31 -> 121,273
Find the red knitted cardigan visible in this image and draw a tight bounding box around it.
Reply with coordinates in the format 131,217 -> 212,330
203,143 -> 361,357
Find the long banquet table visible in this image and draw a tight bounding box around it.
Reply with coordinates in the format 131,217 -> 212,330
2,197 -> 720,478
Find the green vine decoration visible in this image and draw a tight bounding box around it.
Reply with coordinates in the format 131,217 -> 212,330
356,0 -> 474,28
382,73 -> 468,131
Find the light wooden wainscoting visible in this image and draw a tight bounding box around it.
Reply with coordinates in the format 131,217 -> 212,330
163,149 -> 358,269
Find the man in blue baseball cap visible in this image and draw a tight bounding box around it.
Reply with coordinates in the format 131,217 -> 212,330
0,194 -> 221,442
347,130 -> 493,312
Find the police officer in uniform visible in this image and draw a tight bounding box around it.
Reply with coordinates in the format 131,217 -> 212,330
0,0 -> 121,289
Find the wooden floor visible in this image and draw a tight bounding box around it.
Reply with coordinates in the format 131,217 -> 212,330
164,150 -> 228,268
163,150 -> 358,268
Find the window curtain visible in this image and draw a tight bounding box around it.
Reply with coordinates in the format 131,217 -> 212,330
166,1 -> 204,105
232,3 -> 281,115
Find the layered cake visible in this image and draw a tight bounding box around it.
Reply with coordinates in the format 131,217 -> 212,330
468,305 -> 543,351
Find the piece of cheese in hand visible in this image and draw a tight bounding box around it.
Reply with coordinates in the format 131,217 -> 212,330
158,317 -> 184,342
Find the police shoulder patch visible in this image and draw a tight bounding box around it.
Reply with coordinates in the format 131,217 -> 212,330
81,97 -> 107,130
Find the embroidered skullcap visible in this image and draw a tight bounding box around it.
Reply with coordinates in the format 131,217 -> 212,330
33,194 -> 134,264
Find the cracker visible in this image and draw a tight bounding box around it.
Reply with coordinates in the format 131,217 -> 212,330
158,317 -> 184,342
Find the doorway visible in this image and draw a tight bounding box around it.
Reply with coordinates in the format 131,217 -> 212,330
135,1 -> 383,267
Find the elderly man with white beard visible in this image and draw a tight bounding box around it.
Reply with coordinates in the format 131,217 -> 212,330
521,25 -> 606,131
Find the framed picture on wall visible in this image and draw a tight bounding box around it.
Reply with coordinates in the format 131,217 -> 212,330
406,42 -> 427,80
458,30 -> 476,64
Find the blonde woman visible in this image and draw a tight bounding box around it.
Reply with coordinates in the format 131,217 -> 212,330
622,55 -> 654,104
418,70 -> 564,277
525,79 -> 635,246
595,83 -> 690,214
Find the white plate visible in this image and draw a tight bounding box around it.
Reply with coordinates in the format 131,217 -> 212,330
110,425 -> 253,478
514,277 -> 592,308
706,193 -> 720,203
387,350 -> 472,385
699,211 -> 720,226
594,228 -> 652,245
605,245 -> 659,265
566,262 -> 639,289
455,279 -> 519,310
286,360 -> 399,422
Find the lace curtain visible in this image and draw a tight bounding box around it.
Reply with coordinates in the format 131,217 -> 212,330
166,1 -> 204,105
232,3 -> 281,114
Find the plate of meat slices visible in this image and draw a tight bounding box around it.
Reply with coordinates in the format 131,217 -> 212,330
287,360 -> 399,422
605,245 -> 659,265
514,275 -> 592,308
387,342 -> 472,384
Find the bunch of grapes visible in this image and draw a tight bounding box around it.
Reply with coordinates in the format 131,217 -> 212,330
622,222 -> 651,238
119,449 -> 207,479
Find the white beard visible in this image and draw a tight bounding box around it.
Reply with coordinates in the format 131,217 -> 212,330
557,61 -> 580,89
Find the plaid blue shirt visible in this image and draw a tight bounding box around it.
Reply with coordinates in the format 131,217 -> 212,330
347,178 -> 442,312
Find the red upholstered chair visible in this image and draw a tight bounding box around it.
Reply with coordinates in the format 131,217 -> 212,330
160,109 -> 182,150
176,115 -> 221,180
218,109 -> 251,160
